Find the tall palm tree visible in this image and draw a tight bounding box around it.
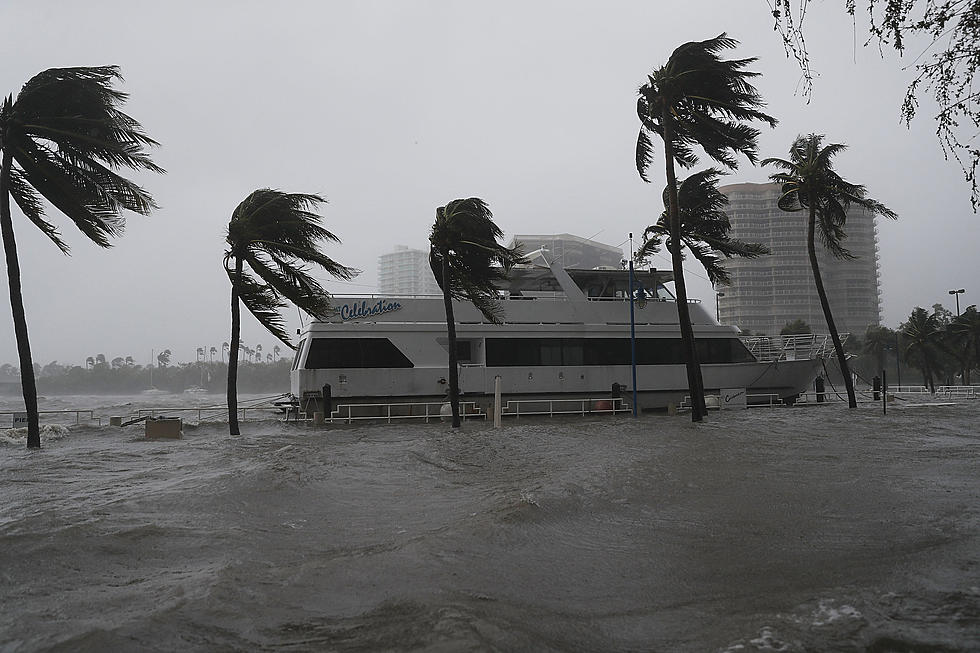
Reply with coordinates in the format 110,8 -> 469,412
763,134 -> 897,408
0,66 -> 161,448
635,34 -> 776,421
902,307 -> 942,392
224,189 -> 355,435
429,198 -> 525,428
636,168 -> 769,285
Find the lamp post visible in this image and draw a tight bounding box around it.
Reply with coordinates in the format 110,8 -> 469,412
628,233 -> 638,417
715,291 -> 725,323
948,288 -> 965,315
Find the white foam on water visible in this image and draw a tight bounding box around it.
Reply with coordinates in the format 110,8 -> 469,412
0,424 -> 71,446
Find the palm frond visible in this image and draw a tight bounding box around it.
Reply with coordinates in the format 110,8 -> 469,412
225,263 -> 293,347
636,33 -> 776,177
429,197 -> 525,324
6,166 -> 70,253
635,125 -> 655,182
2,65 -> 162,252
225,188 -> 354,343
767,133 -> 896,254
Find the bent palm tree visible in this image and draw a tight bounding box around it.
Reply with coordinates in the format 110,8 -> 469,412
636,34 -> 776,421
635,168 -> 769,285
224,189 -> 355,435
0,66 -> 161,448
763,134 -> 897,408
429,198 -> 525,428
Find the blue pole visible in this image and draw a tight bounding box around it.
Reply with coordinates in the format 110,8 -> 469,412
629,258 -> 638,417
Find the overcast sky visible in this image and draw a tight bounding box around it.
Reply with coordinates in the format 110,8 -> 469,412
1,1 -> 977,368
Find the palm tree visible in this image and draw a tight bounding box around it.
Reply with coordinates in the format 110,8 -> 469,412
636,168 -> 768,286
0,66 -> 161,448
863,325 -> 896,379
763,134 -> 896,408
157,349 -> 171,367
224,189 -> 355,435
635,34 -> 776,421
902,307 -> 942,392
949,305 -> 980,385
222,342 -> 229,362
85,356 -> 94,370
210,346 -> 217,362
429,197 -> 525,428
273,344 -> 281,361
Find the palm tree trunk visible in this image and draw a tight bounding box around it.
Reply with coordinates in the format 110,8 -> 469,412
227,257 -> 242,435
807,203 -> 857,408
662,109 -> 706,421
0,148 -> 41,448
441,253 -> 461,428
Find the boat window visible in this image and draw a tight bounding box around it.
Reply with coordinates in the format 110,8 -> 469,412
486,337 -> 756,366
292,339 -> 306,370
456,341 -> 472,362
304,338 -> 414,369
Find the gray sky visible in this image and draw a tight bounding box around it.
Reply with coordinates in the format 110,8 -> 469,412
1,1 -> 977,367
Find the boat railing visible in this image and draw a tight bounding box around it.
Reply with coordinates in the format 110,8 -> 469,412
681,393 -> 782,409
501,397 -> 630,418
291,396 -> 632,424
740,334 -> 843,362
323,401 -> 486,424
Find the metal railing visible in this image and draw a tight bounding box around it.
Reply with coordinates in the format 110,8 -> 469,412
501,397 -> 629,418
1,409 -> 102,428
681,393 -> 782,409
937,385 -> 980,399
325,401 -> 486,424
294,396 -> 632,424
741,334 -> 843,362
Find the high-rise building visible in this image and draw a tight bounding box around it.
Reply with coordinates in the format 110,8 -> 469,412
507,233 -> 624,269
377,246 -> 441,295
717,182 -> 881,336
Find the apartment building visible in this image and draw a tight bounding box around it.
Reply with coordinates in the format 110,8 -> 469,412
377,246 -> 442,295
717,182 -> 881,336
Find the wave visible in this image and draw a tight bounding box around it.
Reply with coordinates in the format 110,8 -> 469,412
0,424 -> 70,447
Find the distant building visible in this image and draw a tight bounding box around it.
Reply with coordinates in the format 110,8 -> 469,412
717,182 -> 881,336
377,246 -> 441,296
507,233 -> 623,269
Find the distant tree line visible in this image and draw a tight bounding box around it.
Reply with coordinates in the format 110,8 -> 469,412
0,359 -> 292,395
771,303 -> 980,391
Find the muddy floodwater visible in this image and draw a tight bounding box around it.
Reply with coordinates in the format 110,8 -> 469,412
1,394 -> 978,651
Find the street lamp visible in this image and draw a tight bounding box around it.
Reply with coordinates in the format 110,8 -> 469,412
948,288 -> 965,315
715,291 -> 725,323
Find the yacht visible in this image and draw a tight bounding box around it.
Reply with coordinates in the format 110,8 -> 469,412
288,251 -> 830,417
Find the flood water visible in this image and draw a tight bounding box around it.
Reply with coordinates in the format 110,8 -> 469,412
1,394 -> 978,652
